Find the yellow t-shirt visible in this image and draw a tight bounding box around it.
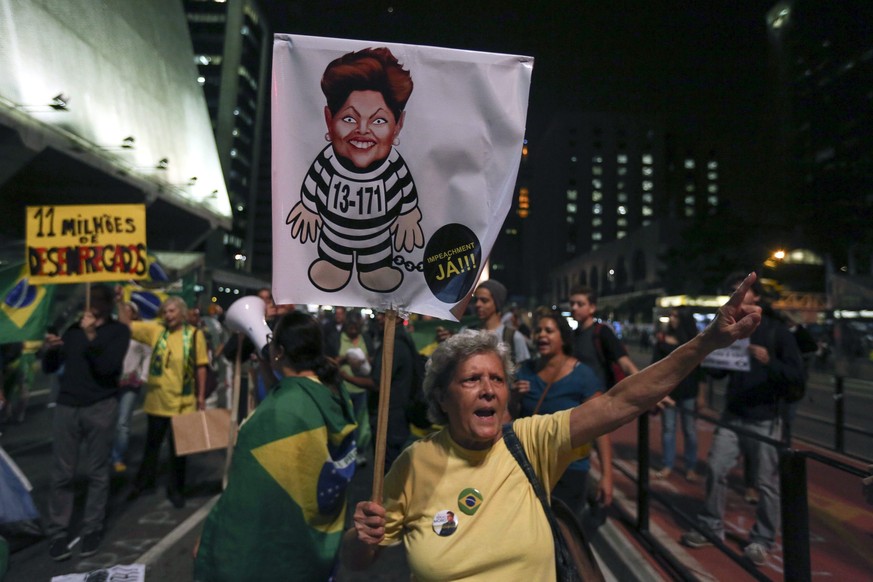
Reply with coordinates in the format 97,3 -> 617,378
131,320 -> 209,417
338,333 -> 369,395
381,410 -> 579,581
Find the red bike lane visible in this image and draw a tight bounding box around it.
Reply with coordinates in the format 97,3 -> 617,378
597,414 -> 873,581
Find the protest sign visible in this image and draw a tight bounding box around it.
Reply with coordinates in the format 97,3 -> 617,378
702,338 -> 751,372
25,204 -> 148,284
271,34 -> 533,320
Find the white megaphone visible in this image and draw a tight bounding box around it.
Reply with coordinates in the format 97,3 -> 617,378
225,296 -> 272,357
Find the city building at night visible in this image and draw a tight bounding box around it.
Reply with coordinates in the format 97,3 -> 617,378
490,110 -> 721,311
0,0 -> 232,259
766,0 -> 873,274
184,0 -> 272,281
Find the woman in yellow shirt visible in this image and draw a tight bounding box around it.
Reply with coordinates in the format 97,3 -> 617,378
342,273 -> 763,580
122,296 -> 208,508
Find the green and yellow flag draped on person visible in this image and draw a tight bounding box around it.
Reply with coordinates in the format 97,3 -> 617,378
194,375 -> 357,581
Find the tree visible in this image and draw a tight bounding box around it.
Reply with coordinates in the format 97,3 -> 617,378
658,210 -> 767,295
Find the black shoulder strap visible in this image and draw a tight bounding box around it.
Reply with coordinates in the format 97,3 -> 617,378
502,423 -> 551,504
592,323 -> 608,366
502,423 -> 579,581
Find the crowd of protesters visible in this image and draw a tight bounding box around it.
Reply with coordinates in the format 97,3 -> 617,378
0,268 -> 822,577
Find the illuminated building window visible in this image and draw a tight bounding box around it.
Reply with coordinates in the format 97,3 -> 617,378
684,159 -> 696,169
592,231 -> 602,241
617,181 -> 625,190
685,195 -> 695,205
593,204 -> 603,215
642,154 -> 653,165
708,195 -> 718,206
642,206 -> 653,216
707,171 -> 718,180
708,184 -> 718,193
642,166 -> 653,176
643,181 -> 653,191
617,205 -> 627,215
618,166 -> 627,176
642,218 -> 651,226
685,207 -> 695,217
570,155 -> 577,162
517,187 -> 529,218
707,160 -> 718,170
618,193 -> 628,203
642,193 -> 653,203
592,217 -> 602,227
567,202 -> 577,213
505,228 -> 518,235
686,183 -> 696,192
592,179 -> 602,189
592,166 -> 602,175
566,215 -> 575,224
592,191 -> 603,202
617,217 -> 628,227
592,155 -> 603,164
567,189 -> 578,200
617,230 -> 627,239
617,154 -> 628,164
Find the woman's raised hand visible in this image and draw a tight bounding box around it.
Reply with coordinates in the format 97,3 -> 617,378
700,272 -> 762,351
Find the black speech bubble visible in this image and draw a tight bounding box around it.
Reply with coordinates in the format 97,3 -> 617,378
423,223 -> 481,303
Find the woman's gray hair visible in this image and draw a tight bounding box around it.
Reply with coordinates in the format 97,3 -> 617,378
160,295 -> 188,320
423,329 -> 515,425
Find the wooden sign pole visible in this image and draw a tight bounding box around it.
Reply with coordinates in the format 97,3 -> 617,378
223,333 -> 243,490
371,309 -> 397,502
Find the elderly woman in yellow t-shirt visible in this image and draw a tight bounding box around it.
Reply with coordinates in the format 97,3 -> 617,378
120,296 -> 208,509
342,274 -> 763,580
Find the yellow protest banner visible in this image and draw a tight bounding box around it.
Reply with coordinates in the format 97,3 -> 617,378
25,204 -> 148,284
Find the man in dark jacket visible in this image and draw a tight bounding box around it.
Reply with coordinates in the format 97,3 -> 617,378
42,285 -> 130,561
681,273 -> 804,567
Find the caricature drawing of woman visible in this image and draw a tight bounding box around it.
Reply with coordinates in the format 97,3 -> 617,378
287,47 -> 424,293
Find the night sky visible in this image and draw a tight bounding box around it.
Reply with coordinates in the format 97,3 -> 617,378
267,1 -> 783,213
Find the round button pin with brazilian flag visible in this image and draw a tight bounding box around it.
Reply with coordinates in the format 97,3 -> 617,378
457,488 -> 483,515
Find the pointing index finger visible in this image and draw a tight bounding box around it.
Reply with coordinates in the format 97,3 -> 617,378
727,272 -> 757,307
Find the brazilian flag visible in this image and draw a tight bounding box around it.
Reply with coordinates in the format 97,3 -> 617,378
194,376 -> 357,581
0,263 -> 55,342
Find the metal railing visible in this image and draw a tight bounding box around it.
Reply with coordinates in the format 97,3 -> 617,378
612,408 -> 871,582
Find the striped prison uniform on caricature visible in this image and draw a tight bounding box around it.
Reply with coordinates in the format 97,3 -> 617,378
300,145 -> 419,273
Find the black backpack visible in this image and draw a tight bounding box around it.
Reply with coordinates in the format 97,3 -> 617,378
767,324 -> 807,403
